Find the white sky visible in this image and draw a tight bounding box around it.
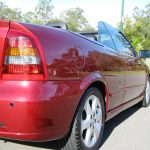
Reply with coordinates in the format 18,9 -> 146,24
4,0 -> 150,27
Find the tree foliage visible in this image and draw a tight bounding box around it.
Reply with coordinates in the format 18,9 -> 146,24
124,16 -> 144,51
23,0 -> 54,24
124,3 -> 150,52
0,1 -> 22,21
0,0 -> 94,31
0,0 -> 145,40
35,0 -> 54,23
59,7 -> 95,32
23,11 -> 37,23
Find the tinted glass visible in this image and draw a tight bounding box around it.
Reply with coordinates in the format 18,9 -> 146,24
98,22 -> 116,50
104,22 -> 134,56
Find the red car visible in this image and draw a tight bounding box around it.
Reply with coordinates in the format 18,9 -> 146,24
0,20 -> 149,150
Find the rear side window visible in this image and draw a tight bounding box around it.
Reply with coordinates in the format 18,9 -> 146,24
98,23 -> 116,50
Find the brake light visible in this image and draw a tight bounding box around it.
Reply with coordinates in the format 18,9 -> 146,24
2,30 -> 44,80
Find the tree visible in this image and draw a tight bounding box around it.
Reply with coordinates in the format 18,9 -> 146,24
23,11 -> 37,23
22,11 -> 44,24
124,3 -> 150,51
141,3 -> 150,49
35,0 -> 54,24
124,16 -> 144,51
22,0 -> 54,24
59,7 -> 95,32
0,1 -> 22,21
145,3 -> 150,18
48,17 -> 62,23
0,0 -> 95,32
0,1 -> 5,11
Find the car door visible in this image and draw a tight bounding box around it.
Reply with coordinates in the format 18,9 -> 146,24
113,32 -> 146,102
98,22 -> 126,110
103,22 -> 147,103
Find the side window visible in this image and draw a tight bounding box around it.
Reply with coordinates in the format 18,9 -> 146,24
112,32 -> 133,56
98,22 -> 116,50
104,23 -> 135,56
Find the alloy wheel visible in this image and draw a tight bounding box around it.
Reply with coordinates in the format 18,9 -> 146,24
81,95 -> 102,148
145,80 -> 150,104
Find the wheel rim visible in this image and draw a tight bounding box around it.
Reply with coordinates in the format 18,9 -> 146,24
146,80 -> 150,104
81,95 -> 102,148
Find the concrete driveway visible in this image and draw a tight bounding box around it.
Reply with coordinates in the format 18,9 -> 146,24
0,105 -> 150,150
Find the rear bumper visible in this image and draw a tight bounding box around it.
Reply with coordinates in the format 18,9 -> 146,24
0,129 -> 68,142
0,80 -> 81,141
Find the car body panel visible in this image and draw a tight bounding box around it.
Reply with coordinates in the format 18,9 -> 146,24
124,56 -> 146,102
0,20 -> 9,76
20,23 -> 127,110
0,80 -> 83,141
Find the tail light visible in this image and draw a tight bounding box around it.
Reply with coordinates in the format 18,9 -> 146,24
2,30 -> 44,80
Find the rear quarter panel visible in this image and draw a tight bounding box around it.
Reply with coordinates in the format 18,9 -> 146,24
19,23 -> 127,111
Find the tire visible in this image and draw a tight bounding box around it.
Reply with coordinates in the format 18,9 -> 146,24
142,79 -> 150,107
138,79 -> 150,107
59,87 -> 105,150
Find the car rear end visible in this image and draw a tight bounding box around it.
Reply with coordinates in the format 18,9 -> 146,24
0,20 -> 81,141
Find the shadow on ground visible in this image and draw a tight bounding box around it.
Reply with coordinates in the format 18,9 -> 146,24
1,105 -> 141,150
100,105 -> 140,147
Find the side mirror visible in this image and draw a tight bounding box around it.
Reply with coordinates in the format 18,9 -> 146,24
139,50 -> 150,58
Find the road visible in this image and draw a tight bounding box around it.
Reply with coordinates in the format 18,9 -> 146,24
0,105 -> 150,150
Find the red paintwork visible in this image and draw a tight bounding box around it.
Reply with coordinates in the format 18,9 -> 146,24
0,20 -> 9,77
0,80 -> 83,141
0,20 -> 148,141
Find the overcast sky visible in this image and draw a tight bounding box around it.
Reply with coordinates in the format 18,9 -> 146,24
4,0 -> 150,27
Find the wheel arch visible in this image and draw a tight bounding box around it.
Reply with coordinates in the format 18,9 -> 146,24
79,72 -> 109,113
67,73 -> 109,135
59,79 -> 108,149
